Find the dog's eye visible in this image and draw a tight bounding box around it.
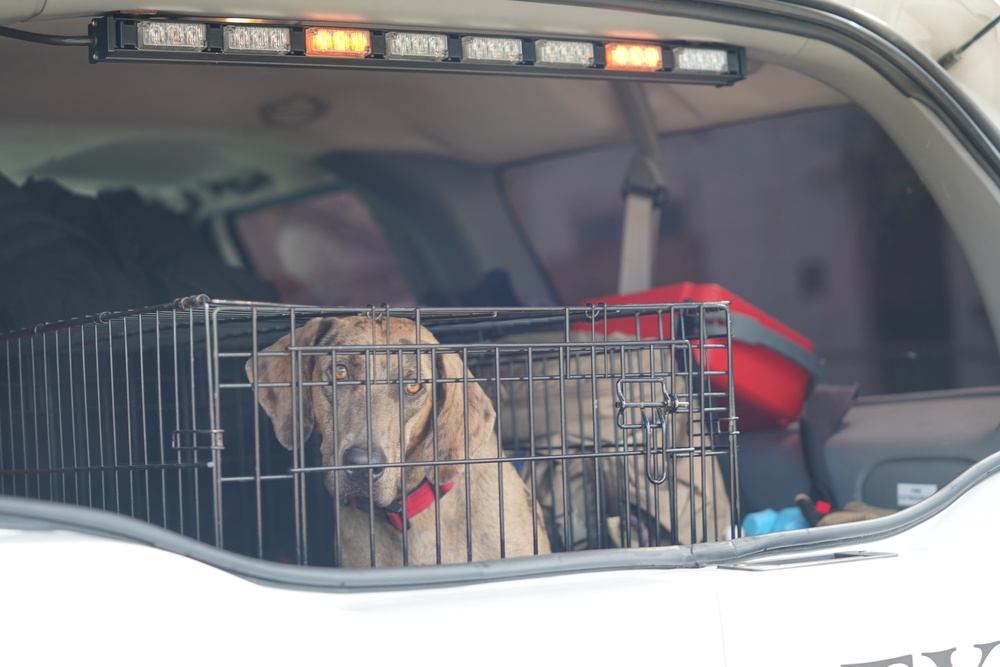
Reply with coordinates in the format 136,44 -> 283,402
335,364 -> 348,381
404,382 -> 422,395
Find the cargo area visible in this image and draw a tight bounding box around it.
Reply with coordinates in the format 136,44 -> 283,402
2,2 -> 1000,571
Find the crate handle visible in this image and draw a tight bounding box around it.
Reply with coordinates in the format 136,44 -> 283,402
644,413 -> 671,485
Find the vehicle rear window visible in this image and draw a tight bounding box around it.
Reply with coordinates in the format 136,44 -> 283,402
503,105 -> 1000,395
233,189 -> 415,307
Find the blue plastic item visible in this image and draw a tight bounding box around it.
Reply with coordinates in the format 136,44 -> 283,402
742,506 -> 809,536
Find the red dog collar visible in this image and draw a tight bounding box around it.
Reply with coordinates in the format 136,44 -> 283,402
348,478 -> 456,531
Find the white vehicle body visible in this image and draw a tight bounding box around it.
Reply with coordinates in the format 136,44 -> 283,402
3,456 -> 999,666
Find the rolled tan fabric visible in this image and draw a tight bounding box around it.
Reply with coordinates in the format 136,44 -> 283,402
816,501 -> 896,526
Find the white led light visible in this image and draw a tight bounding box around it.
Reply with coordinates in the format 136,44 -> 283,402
385,32 -> 449,61
137,21 -> 207,51
223,25 -> 291,54
534,39 -> 594,68
461,36 -> 523,64
672,47 -> 730,73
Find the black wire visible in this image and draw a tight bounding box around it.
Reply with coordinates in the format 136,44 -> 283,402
0,25 -> 93,47
938,13 -> 1000,69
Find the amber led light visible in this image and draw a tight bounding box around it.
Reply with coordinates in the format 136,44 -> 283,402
604,42 -> 663,71
305,27 -> 372,57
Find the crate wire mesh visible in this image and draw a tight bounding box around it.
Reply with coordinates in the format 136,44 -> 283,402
0,296 -> 739,567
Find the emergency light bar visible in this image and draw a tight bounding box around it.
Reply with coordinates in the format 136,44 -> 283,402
90,16 -> 745,85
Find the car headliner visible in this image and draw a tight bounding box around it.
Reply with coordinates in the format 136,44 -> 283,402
0,2 -> 847,197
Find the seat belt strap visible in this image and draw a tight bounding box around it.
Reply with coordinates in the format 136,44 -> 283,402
614,81 -> 669,295
618,190 -> 658,293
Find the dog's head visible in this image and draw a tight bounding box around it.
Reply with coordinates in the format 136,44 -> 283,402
245,315 -> 496,507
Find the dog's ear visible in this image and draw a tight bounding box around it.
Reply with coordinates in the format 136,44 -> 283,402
245,317 -> 330,450
432,351 -> 496,482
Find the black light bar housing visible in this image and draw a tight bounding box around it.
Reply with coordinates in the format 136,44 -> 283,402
89,15 -> 747,86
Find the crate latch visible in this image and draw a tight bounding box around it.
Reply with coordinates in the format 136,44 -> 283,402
614,377 -> 688,428
614,377 -> 689,484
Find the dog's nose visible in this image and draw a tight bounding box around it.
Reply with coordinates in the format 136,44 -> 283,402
342,446 -> 387,480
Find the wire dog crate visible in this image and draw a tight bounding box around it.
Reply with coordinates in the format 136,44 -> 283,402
0,296 -> 738,567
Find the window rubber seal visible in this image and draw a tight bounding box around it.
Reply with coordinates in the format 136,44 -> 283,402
2,442 -> 998,593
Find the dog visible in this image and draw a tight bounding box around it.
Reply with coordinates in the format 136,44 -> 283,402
246,315 -> 551,567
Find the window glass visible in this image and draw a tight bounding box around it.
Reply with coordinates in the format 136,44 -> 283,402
234,189 -> 414,307
504,105 -> 1000,395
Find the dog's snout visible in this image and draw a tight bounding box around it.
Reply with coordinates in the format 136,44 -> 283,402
343,446 -> 387,479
